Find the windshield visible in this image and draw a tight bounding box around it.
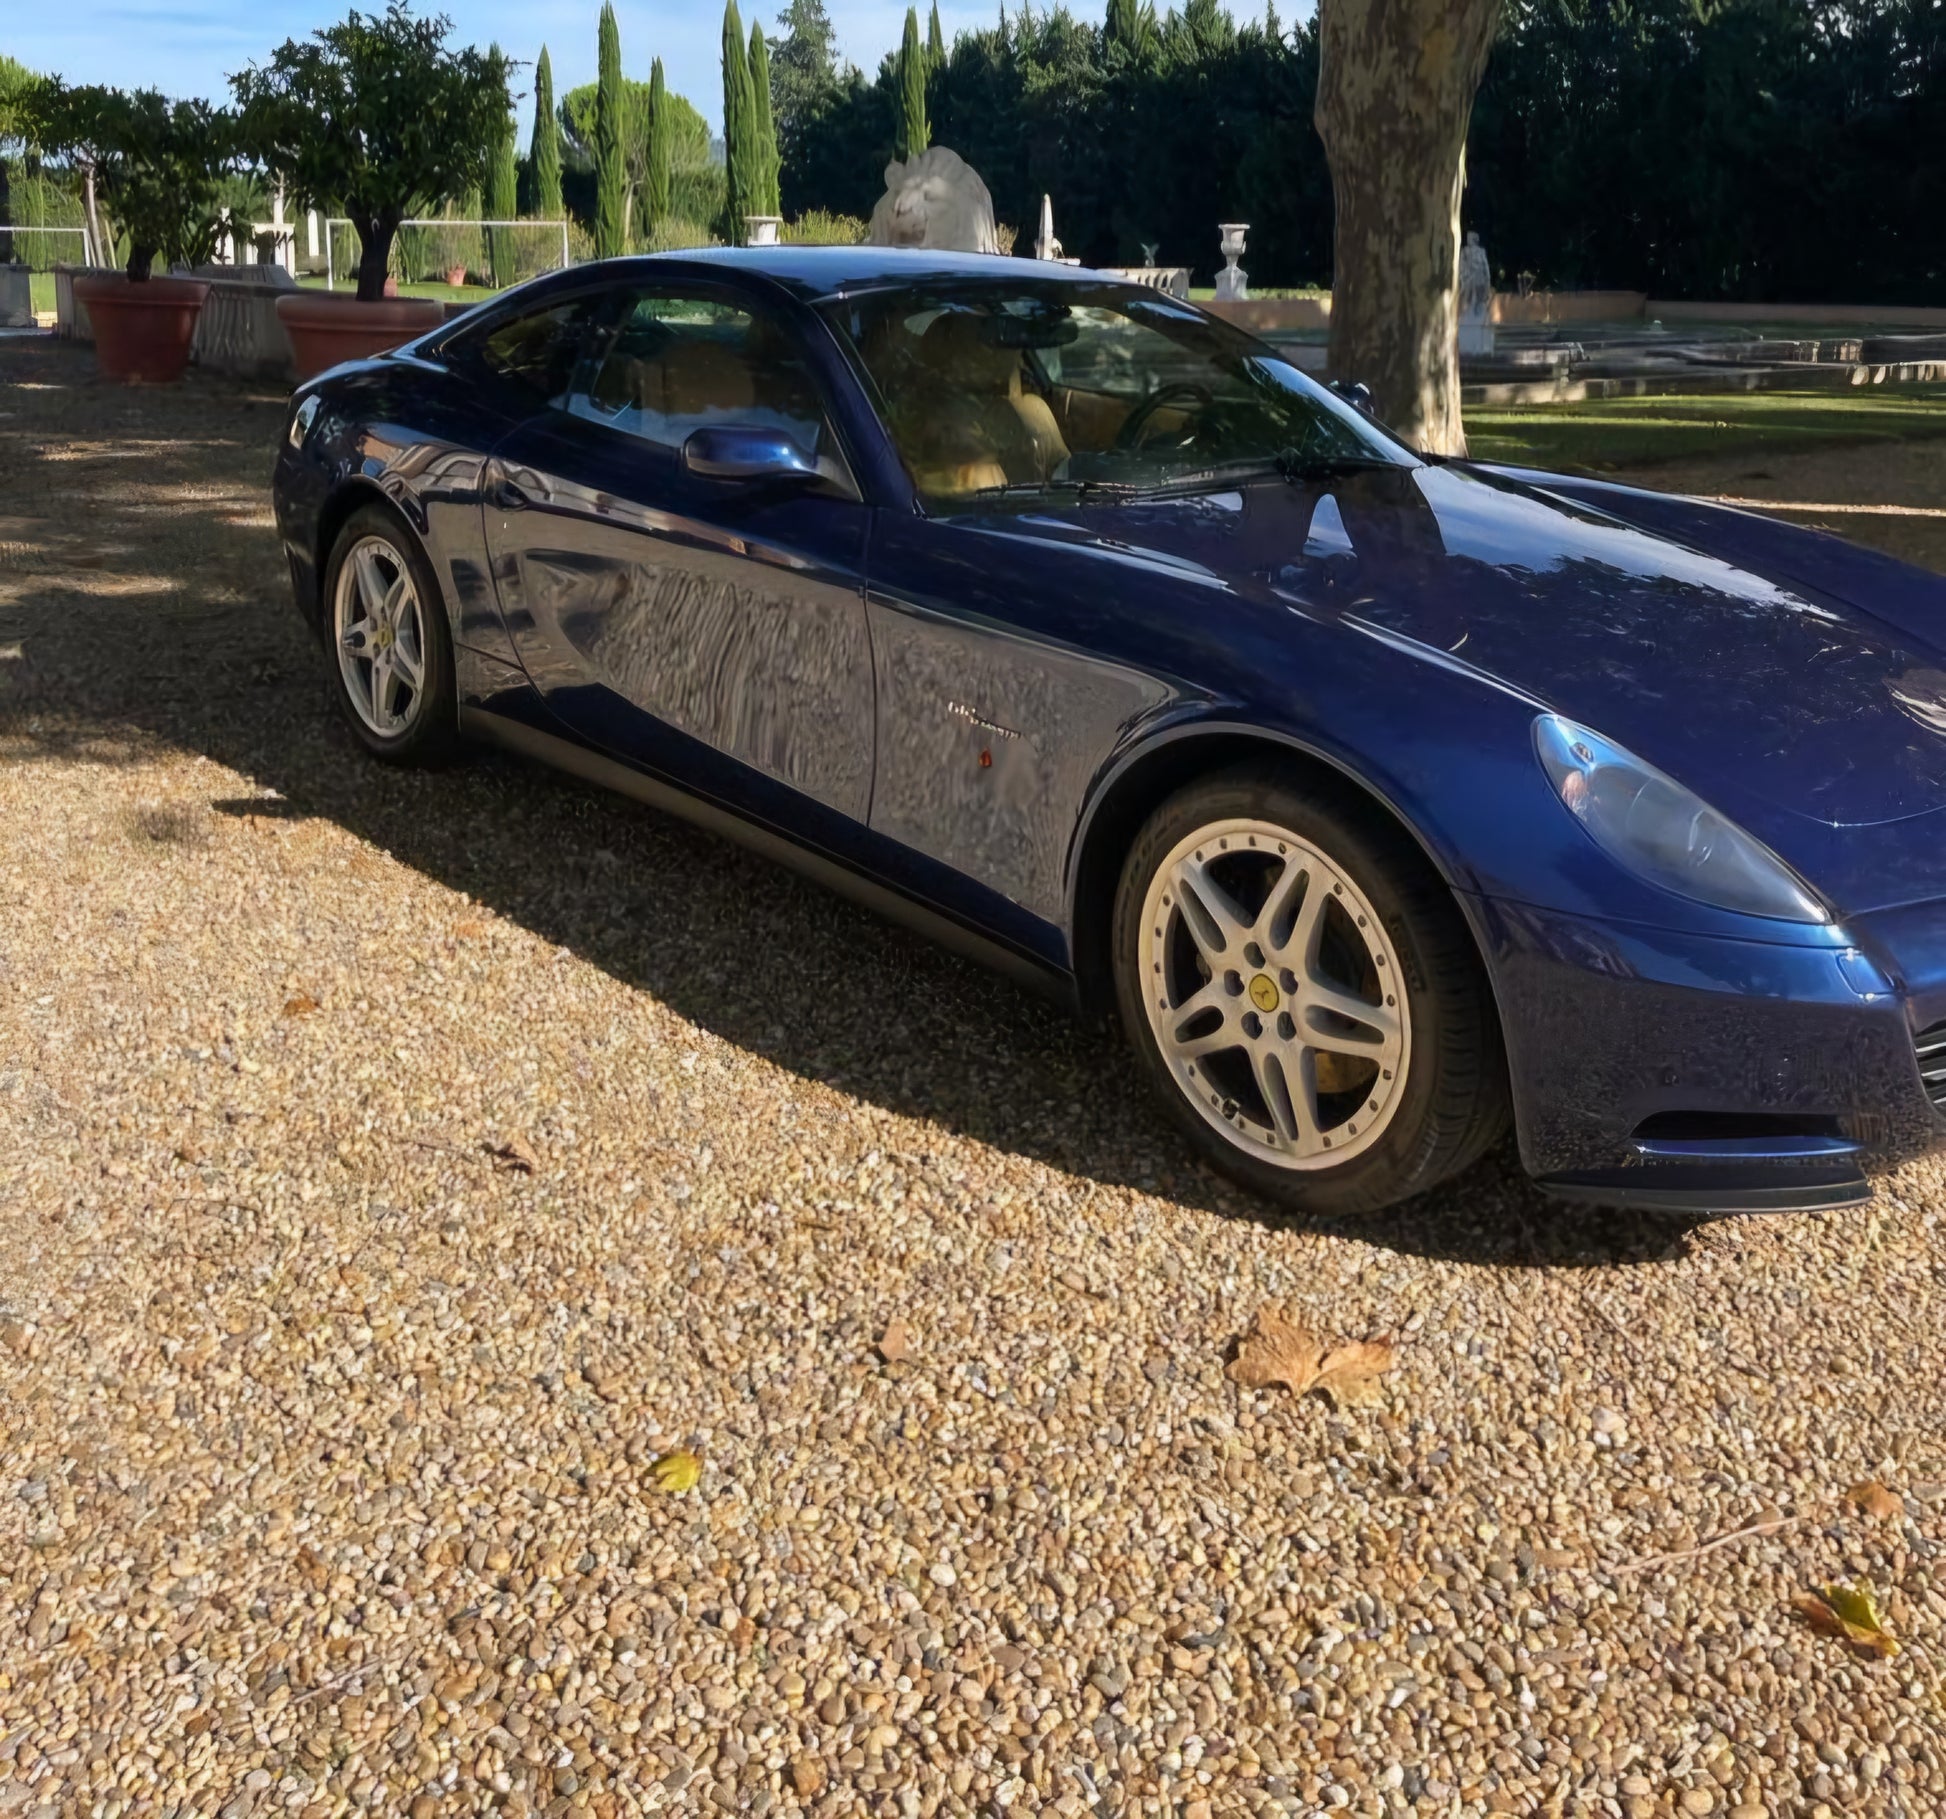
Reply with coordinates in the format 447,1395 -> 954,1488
818,279 -> 1416,509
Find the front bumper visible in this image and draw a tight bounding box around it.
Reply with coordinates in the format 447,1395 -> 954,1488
1470,893 -> 1946,1213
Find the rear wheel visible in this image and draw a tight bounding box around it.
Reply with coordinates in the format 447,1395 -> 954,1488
323,503 -> 459,765
1113,765 -> 1507,1215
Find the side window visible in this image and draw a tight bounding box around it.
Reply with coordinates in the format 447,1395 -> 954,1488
467,297 -> 600,408
569,295 -> 832,460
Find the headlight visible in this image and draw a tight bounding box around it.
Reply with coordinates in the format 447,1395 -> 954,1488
1534,714 -> 1828,924
287,394 -> 322,450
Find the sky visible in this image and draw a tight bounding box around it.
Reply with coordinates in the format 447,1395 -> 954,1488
7,0 -> 1130,138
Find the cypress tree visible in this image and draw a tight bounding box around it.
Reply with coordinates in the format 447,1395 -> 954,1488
530,45 -> 562,219
899,8 -> 929,161
749,23 -> 781,217
722,0 -> 759,240
484,44 -> 519,286
594,2 -> 627,257
927,2 -> 945,70
644,57 -> 672,235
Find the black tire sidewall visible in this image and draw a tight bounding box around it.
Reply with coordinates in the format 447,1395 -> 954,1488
321,502 -> 459,764
1113,768 -> 1495,1215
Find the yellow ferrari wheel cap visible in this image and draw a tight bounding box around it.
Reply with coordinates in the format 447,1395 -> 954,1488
1248,973 -> 1280,1013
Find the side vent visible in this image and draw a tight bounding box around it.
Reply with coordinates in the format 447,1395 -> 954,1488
1915,1021 -> 1946,1110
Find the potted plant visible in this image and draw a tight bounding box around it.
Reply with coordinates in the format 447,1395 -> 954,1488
29,84 -> 234,381
233,3 -> 512,380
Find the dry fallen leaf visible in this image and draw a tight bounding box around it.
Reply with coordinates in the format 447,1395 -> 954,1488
453,918 -> 485,940
1227,1304 -> 1395,1407
282,992 -> 320,1017
729,1615 -> 756,1651
1848,1480 -> 1904,1522
649,1448 -> 702,1494
485,1136 -> 538,1174
878,1318 -> 917,1365
1793,1582 -> 1899,1658
790,1756 -> 826,1797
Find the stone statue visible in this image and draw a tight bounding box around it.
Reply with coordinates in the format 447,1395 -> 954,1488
868,147 -> 1001,255
1458,231 -> 1493,321
1457,230 -> 1495,356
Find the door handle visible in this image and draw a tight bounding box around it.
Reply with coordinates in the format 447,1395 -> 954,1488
489,475 -> 530,511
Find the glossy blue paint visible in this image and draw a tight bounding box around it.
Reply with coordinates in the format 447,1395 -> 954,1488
271,249 -> 1946,1210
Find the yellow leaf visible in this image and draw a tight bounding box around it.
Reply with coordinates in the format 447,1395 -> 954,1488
1792,1582 -> 1898,1658
1314,1338 -> 1397,1409
283,992 -> 320,1017
484,1136 -> 538,1174
650,1448 -> 702,1494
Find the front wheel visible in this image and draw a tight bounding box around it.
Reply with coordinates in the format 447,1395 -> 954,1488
322,502 -> 459,765
1113,766 -> 1507,1216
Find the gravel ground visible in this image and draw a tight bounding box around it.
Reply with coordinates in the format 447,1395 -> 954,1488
2,337 -> 1944,1819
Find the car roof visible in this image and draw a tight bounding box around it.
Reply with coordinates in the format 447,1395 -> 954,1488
572,245 -> 1127,303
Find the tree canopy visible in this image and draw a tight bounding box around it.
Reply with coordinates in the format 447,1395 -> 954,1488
231,3 -> 511,300
29,83 -> 236,280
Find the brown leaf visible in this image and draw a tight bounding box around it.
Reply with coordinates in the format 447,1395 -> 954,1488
1313,1337 -> 1397,1409
729,1615 -> 756,1651
1228,1303 -> 1326,1395
790,1756 -> 826,1797
1793,1583 -> 1899,1658
1848,1480 -> 1904,1522
282,992 -> 320,1017
453,918 -> 486,941
485,1136 -> 538,1175
877,1318 -> 917,1365
1228,1305 -> 1396,1407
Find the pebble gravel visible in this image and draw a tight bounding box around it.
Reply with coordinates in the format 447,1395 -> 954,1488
2,339 -> 1944,1818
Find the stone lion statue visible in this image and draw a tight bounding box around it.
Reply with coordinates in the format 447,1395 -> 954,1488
868,146 -> 1001,256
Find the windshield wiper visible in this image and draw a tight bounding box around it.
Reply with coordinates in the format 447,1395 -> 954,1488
956,477 -> 1141,505
1137,450 -> 1410,495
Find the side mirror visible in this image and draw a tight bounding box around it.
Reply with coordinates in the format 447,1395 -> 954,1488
681,424 -> 819,484
1329,379 -> 1378,418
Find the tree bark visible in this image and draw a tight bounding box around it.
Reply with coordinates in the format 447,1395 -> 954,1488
355,216 -> 397,303
1315,0 -> 1501,455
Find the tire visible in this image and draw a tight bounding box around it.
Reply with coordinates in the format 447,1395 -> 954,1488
1112,763 -> 1508,1216
321,502 -> 460,765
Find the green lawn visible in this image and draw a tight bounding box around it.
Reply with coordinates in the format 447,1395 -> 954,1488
1465,385 -> 1946,472
297,275 -> 499,302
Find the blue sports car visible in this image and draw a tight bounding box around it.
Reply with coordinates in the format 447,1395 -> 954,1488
273,247 -> 1946,1217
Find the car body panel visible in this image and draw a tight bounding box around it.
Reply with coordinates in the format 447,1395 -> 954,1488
270,250 -> 1946,1212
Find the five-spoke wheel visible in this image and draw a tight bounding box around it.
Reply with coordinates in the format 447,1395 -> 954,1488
322,504 -> 457,764
1115,767 -> 1507,1214
1139,818 -> 1410,1167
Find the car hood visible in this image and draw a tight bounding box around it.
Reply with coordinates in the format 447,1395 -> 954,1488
987,461 -> 1946,913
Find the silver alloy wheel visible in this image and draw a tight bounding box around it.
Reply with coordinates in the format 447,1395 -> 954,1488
333,535 -> 428,738
1138,817 -> 1411,1168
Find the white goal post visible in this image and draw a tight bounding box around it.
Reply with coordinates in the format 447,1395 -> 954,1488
322,218 -> 572,292
5,224 -> 101,268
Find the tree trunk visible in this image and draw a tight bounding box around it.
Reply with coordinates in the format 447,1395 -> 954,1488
0,157 -> 13,266
355,217 -> 396,303
1315,0 -> 1501,455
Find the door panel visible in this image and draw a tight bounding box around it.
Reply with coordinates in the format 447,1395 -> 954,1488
865,514 -> 1173,925
482,291 -> 875,825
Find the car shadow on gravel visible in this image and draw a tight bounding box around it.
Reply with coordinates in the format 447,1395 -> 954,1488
0,341 -> 1702,1269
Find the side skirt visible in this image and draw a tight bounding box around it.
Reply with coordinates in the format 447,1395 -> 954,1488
459,708 -> 1079,1010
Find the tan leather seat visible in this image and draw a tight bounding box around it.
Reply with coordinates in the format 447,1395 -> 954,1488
893,311 -> 1070,492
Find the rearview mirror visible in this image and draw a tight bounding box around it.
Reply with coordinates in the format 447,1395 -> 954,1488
681,425 -> 819,484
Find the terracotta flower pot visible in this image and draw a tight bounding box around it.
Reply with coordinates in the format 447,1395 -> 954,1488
445,265 -> 468,288
275,293 -> 449,382
72,274 -> 210,383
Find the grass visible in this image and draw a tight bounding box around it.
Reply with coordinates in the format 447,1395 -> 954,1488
297,275 -> 500,302
1465,385 -> 1946,472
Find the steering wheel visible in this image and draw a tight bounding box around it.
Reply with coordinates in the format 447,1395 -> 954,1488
1115,381 -> 1214,453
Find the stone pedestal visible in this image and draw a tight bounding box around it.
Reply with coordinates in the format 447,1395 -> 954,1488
0,263 -> 31,329
1215,224 -> 1250,302
743,216 -> 782,247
